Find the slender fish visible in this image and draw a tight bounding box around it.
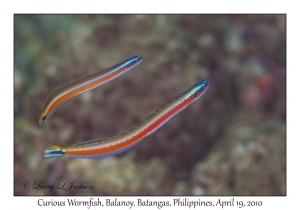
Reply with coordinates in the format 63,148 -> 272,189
44,80 -> 210,158
39,55 -> 143,126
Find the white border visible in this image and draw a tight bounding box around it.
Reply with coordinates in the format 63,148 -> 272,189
3,1 -> 296,209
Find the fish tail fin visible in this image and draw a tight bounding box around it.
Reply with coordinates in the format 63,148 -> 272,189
44,145 -> 66,158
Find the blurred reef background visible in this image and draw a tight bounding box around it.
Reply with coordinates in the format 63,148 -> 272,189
14,14 -> 286,195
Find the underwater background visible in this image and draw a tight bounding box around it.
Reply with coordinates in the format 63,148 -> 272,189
14,14 -> 286,195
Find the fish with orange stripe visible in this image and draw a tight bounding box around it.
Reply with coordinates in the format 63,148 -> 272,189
39,55 -> 143,126
43,80 -> 209,158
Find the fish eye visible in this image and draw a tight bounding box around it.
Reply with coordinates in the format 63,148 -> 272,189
42,115 -> 47,122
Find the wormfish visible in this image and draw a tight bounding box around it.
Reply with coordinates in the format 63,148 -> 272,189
44,80 -> 209,158
39,55 -> 143,126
